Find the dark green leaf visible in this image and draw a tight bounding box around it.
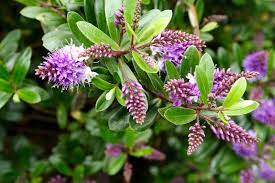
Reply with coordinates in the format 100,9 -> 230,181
195,66 -> 209,105
108,107 -> 129,131
196,0 -> 204,22
11,47 -> 32,86
147,73 -> 165,94
0,30 -> 21,61
77,21 -> 120,50
0,92 -> 12,109
200,53 -> 215,91
180,46 -> 199,78
115,87 -> 125,106
165,61 -> 180,79
164,107 -> 196,125
95,0 -> 107,33
73,165 -> 85,183
49,155 -> 71,175
84,0 -> 96,24
158,105 -> 172,119
92,76 -> 116,90
67,11 -> 92,46
0,61 -> 9,80
95,90 -> 115,112
223,100 -> 259,116
17,88 -> 41,104
223,77 -> 247,108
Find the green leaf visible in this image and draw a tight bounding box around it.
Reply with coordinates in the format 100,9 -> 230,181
106,154 -> 127,175
223,77 -> 247,108
218,111 -> 229,125
95,0 -> 108,33
84,0 -> 96,24
67,11 -> 92,46
0,62 -> 9,80
223,100 -> 259,116
164,107 -> 197,125
137,10 -> 172,44
124,0 -> 138,39
57,104 -> 67,129
147,73 -> 165,94
0,92 -> 12,109
11,47 -> 32,86
0,79 -> 13,93
195,66 -> 210,105
36,12 -> 65,29
165,61 -> 180,79
200,53 -> 215,90
73,165 -> 85,183
138,9 -> 160,31
92,76 -> 116,90
16,0 -> 40,6
132,60 -> 152,89
118,59 -> 138,82
0,30 -> 21,61
42,24 -> 79,51
23,86 -> 49,101
267,50 -> 275,79
108,107 -> 130,131
130,105 -> 158,131
130,146 -> 153,157
20,6 -> 51,19
105,0 -> 122,42
196,0 -> 204,22
17,88 -> 41,104
158,105 -> 172,119
132,51 -> 159,73
124,128 -> 135,148
77,21 -> 120,50
49,155 -> 71,175
180,46 -> 200,77
115,87 -> 125,106
95,91 -> 115,112
200,22 -> 219,32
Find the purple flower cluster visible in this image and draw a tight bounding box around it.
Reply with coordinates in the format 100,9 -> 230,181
105,144 -> 123,157
258,161 -> 275,181
79,43 -> 114,59
48,175 -> 66,183
36,44 -> 97,90
187,122 -> 206,155
252,98 -> 275,128
232,131 -> 258,159
240,169 -> 254,183
151,30 -> 205,69
114,5 -> 125,30
122,80 -> 147,124
164,78 -> 199,106
210,120 -> 257,144
243,51 -> 268,80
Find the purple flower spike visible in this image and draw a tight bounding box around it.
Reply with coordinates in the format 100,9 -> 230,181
79,43 -> 114,59
243,51 -> 268,80
105,144 -> 123,157
232,131 -> 258,159
258,161 -> 275,181
122,80 -> 147,124
36,44 -> 97,90
210,120 -> 257,144
48,175 -> 67,183
240,169 -> 254,183
114,5 -> 125,30
252,98 -> 275,128
187,122 -> 206,155
164,79 -> 199,106
144,148 -> 166,161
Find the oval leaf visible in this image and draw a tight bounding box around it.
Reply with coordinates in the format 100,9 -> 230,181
95,91 -> 115,112
164,107 -> 196,125
223,100 -> 259,116
17,88 -> 41,104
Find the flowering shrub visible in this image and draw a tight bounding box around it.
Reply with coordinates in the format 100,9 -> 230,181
0,0 -> 275,182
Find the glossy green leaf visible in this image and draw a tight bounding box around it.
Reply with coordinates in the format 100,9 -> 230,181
11,47 -> 32,86
195,66 -> 209,105
147,73 -> 165,94
105,0 -> 122,42
132,51 -> 159,73
106,154 -> 127,175
0,30 -> 21,61
67,11 -> 92,46
0,79 -> 13,93
196,0 -> 204,22
138,9 -> 160,31
95,0 -> 107,33
201,22 -> 219,32
164,107 -> 197,125
77,21 -> 120,50
92,76 -> 116,90
23,86 -> 49,101
108,107 -> 130,131
84,0 -> 96,24
20,6 -> 51,19
223,100 -> 259,116
17,88 -> 41,104
223,77 -> 247,108
165,61 -> 180,79
137,10 -> 172,44
0,62 -> 8,80
158,105 -> 172,119
0,92 -> 12,109
118,59 -> 138,82
115,87 -> 125,106
57,103 -> 67,129
200,53 -> 215,90
95,91 -> 115,112
180,46 -> 200,77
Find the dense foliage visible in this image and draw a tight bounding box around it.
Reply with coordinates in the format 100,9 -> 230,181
0,0 -> 275,183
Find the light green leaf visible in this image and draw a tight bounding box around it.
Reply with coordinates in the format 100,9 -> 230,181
17,88 -> 41,104
0,92 -> 12,109
0,79 -> 13,93
218,111 -> 229,125
106,87 -> 116,100
137,10 -> 172,44
115,87 -> 125,106
164,107 -> 197,125
132,51 -> 159,73
106,154 -> 127,175
223,77 -> 247,108
20,6 -> 51,19
195,66 -> 209,105
201,22 -> 219,32
92,76 -> 116,90
200,53 -> 215,91
77,21 -> 120,50
223,100 -> 259,116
